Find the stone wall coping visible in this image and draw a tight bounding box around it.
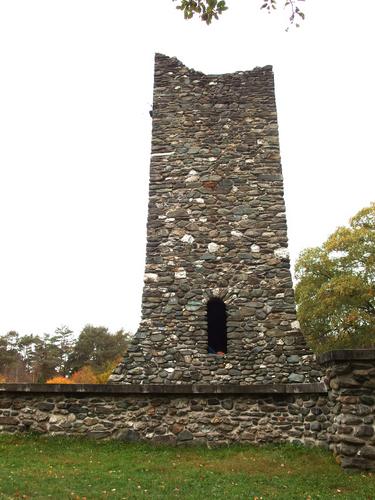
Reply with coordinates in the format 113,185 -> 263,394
318,349 -> 375,364
0,383 -> 326,395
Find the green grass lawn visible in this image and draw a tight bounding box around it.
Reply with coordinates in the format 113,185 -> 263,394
0,435 -> 374,499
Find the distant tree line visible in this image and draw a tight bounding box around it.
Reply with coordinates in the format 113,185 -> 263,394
0,325 -> 130,384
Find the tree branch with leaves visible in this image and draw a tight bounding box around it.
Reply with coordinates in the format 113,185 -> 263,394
174,0 -> 306,27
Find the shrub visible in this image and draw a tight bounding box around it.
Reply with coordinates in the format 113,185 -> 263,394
46,376 -> 72,384
96,356 -> 122,383
70,366 -> 98,384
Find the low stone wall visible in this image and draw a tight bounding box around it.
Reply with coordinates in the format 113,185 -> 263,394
319,350 -> 375,471
0,383 -> 328,446
2,350 -> 375,470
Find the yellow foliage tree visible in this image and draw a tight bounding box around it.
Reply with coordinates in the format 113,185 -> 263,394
295,202 -> 375,351
0,374 -> 7,383
96,356 -> 122,383
70,366 -> 98,384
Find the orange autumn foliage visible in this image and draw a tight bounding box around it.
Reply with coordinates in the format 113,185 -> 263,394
70,366 -> 98,384
46,376 -> 72,384
0,375 -> 7,383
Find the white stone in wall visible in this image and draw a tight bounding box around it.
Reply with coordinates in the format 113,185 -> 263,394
196,198 -> 205,204
144,273 -> 158,282
251,244 -> 260,252
208,242 -> 220,253
186,175 -> 199,183
181,234 -> 195,244
274,247 -> 289,259
208,81 -> 217,85
291,320 -> 300,330
175,269 -> 186,279
231,230 -> 243,238
150,151 -> 175,157
165,367 -> 175,373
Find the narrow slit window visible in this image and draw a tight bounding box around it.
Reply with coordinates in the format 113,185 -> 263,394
207,298 -> 227,354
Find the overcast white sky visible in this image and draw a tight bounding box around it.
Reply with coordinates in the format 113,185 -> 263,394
0,0 -> 374,337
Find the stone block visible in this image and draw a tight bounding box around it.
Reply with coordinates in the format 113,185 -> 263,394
0,416 -> 18,425
355,425 -> 374,438
177,430 -> 193,441
118,429 -> 140,442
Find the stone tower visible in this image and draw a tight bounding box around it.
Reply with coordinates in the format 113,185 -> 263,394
110,54 -> 320,385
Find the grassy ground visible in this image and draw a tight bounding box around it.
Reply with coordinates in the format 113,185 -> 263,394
0,435 -> 374,499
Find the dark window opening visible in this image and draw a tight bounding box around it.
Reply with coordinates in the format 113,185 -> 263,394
207,298 -> 227,354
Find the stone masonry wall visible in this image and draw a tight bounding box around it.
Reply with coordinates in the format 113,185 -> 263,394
111,54 -> 321,385
0,384 -> 328,447
3,351 -> 375,471
320,350 -> 375,471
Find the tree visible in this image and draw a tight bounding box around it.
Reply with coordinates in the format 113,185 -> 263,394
70,366 -> 98,384
54,325 -> 75,376
96,356 -> 123,383
174,0 -> 305,27
67,325 -> 130,374
31,334 -> 62,383
295,203 -> 375,352
0,331 -> 19,369
17,334 -> 38,374
0,332 -> 26,382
